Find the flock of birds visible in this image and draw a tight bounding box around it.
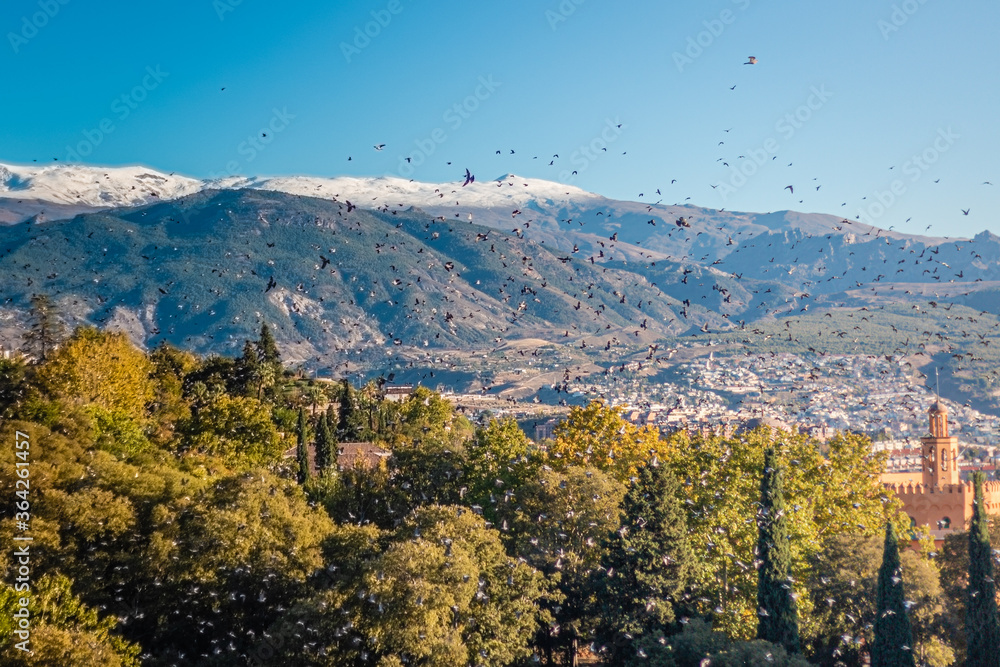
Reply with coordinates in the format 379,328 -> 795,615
8,55 -> 998,408
5,49 -> 998,667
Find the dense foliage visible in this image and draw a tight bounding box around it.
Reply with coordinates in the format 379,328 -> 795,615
0,326 -> 995,665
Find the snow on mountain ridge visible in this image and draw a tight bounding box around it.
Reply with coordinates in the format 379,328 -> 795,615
210,172 -> 603,210
0,162 -> 202,208
0,161 -> 603,212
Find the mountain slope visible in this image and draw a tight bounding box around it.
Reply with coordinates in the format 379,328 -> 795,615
0,189 -> 702,365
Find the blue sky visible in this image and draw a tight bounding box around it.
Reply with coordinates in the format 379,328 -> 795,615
1,0 -> 997,238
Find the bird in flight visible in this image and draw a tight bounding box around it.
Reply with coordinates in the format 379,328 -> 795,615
961,208 -> 970,215
785,185 -> 794,194
374,144 -> 386,151
745,56 -> 757,65
462,169 -> 475,187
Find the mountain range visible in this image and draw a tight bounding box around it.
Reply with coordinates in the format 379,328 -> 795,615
2,160 -> 1000,409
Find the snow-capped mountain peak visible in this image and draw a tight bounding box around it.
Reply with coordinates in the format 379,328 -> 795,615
0,161 -> 605,213
0,162 -> 203,208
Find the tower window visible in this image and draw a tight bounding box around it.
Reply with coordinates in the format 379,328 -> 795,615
940,517 -> 951,529
941,449 -> 948,471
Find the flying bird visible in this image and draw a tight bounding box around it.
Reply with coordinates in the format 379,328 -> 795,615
374,144 -> 386,151
785,185 -> 794,194
462,169 -> 475,187
745,56 -> 757,65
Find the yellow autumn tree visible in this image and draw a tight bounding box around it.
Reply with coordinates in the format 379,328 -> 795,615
36,327 -> 154,421
546,400 -> 667,481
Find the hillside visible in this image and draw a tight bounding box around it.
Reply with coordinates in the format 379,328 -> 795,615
3,171 -> 1000,411
0,189 -> 693,366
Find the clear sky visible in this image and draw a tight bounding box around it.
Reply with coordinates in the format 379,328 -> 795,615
2,0 -> 997,238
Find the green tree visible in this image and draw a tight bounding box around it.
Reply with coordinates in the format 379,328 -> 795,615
314,412 -> 335,472
938,515 -> 1000,664
259,505 -> 549,666
394,386 -> 472,447
182,394 -> 285,467
388,438 -> 468,516
296,406 -> 310,483
664,428 -> 905,640
462,416 -> 540,523
0,356 -> 28,419
233,339 -> 261,397
872,521 -> 916,667
182,354 -> 237,404
22,293 -> 66,361
257,321 -> 281,368
756,448 -> 800,653
143,471 -> 334,663
147,343 -> 197,445
966,471 -> 1000,667
0,574 -> 140,667
596,460 -> 694,662
806,533 -> 953,667
336,378 -> 362,441
621,618 -> 812,667
499,466 -> 625,664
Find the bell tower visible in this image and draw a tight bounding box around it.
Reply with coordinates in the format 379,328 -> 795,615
921,399 -> 960,486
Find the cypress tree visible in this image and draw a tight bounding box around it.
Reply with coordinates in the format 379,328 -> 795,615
314,414 -> 335,472
872,520 -> 915,667
598,459 -> 693,657
756,448 -> 800,653
234,340 -> 260,397
256,322 -> 281,368
296,407 -> 310,484
967,471 -> 1000,666
337,378 -> 361,441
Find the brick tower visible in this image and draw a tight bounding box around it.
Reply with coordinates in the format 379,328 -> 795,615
920,399 -> 959,487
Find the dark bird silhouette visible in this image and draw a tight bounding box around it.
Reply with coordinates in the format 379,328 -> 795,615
265,276 -> 277,292
744,56 -> 757,65
462,168 -> 475,187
